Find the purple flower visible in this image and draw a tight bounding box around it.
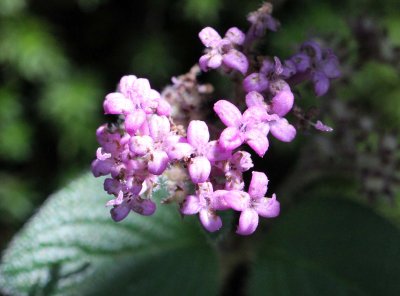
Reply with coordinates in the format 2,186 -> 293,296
246,2 -> 280,44
214,100 -> 270,157
173,120 -> 230,183
224,151 -> 254,190
181,182 -> 229,232
104,75 -> 172,136
230,151 -> 254,172
289,41 -> 340,96
242,57 -> 289,93
128,115 -> 178,175
223,171 -> 280,235
118,76 -> 162,114
199,27 -> 248,75
290,53 -> 311,73
244,91 -> 297,143
110,195 -> 156,222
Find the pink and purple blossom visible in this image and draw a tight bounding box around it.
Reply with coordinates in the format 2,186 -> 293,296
92,3 -> 339,235
199,27 -> 249,74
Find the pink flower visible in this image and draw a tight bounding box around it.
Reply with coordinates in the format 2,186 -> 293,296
110,195 -> 156,222
181,182 -> 229,232
129,115 -> 178,175
224,171 -> 280,235
103,75 -> 172,136
214,100 -> 270,157
168,120 -> 230,183
245,91 -> 296,143
199,27 -> 248,75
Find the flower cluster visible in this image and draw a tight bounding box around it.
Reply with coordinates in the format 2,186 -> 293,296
92,74 -> 280,234
92,2 -> 339,235
286,41 -> 341,96
199,26 -> 248,74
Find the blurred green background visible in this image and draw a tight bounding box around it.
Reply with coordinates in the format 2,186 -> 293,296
0,0 -> 399,271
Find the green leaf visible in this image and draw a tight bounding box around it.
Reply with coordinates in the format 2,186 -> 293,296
250,198 -> 400,296
0,173 -> 218,296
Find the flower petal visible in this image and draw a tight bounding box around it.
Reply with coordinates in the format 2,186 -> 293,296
242,106 -> 268,125
199,209 -> 222,232
313,71 -> 330,97
149,115 -> 170,141
96,147 -> 111,161
125,109 -> 146,135
245,91 -> 266,108
106,190 -> 124,207
188,156 -> 211,183
208,53 -> 223,69
245,129 -> 269,157
219,127 -> 244,150
222,49 -> 249,75
212,190 -> 231,210
181,195 -> 201,215
248,171 -> 269,199
187,120 -> 210,148
103,178 -> 122,195
167,142 -> 193,160
199,27 -> 222,47
91,158 -> 114,177
129,135 -> 153,156
291,53 -> 311,72
110,204 -> 130,222
132,78 -> 151,96
223,190 -> 250,211
148,150 -> 169,175
214,100 -> 243,127
157,98 -> 172,116
243,73 -> 269,93
225,27 -> 245,45
271,88 -> 294,117
199,54 -> 211,72
255,194 -> 280,218
131,198 -> 156,216
103,92 -> 134,114
206,140 -> 231,162
118,75 -> 137,97
321,53 -> 340,78
270,118 -> 296,142
236,208 -> 259,235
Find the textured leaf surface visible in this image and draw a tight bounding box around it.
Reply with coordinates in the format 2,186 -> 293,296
0,173 -> 218,296
250,198 -> 400,296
